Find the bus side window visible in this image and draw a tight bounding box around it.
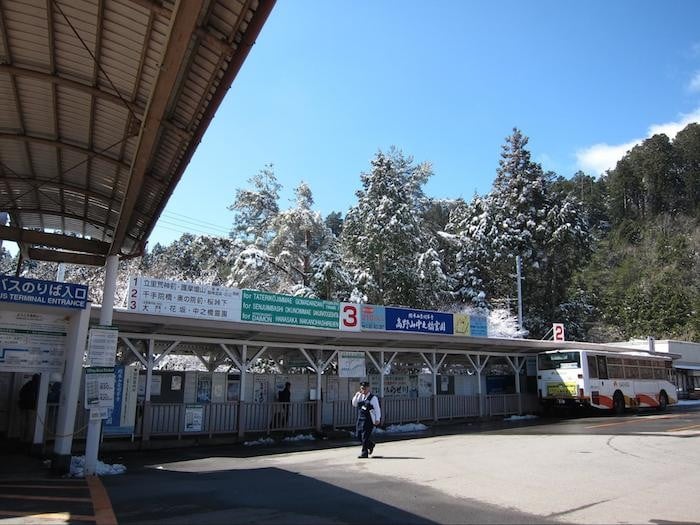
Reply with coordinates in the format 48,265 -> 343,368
587,355 -> 599,378
596,355 -> 609,379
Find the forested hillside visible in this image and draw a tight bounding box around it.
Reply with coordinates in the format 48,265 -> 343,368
2,125 -> 698,342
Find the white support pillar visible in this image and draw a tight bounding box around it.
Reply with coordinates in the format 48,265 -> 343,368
84,254 -> 118,476
379,351 -> 385,399
238,345 -> 248,439
52,304 -> 91,475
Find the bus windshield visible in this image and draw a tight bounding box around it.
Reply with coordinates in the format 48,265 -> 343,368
538,351 -> 581,370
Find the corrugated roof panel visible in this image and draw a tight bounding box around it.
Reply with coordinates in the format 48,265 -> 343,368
0,141 -> 29,174
53,2 -> 99,81
56,89 -> 92,145
91,100 -> 133,155
26,142 -> 58,179
0,76 -> 21,130
15,77 -> 53,135
59,149 -> 89,185
2,0 -> 50,65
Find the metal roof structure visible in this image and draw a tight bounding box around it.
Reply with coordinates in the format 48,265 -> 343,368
0,0 -> 275,268
98,306 -> 667,360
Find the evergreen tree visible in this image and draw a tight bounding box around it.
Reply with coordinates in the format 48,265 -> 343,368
454,129 -> 592,337
341,147 -> 446,308
673,123 -> 700,215
228,165 -> 281,246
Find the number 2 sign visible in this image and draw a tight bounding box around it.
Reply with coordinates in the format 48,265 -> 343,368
553,323 -> 565,341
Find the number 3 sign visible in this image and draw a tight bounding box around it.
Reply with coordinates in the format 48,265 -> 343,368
340,303 -> 361,331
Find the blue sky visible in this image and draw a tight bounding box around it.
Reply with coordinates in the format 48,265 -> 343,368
11,1 -> 700,253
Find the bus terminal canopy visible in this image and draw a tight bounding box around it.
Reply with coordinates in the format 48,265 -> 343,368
100,305 -> 667,362
0,0 -> 275,267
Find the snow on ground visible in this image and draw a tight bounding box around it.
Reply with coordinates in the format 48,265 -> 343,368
64,456 -> 127,478
374,422 -> 429,434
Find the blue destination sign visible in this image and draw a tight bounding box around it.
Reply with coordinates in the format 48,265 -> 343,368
470,316 -> 488,337
385,307 -> 454,335
360,304 -> 386,331
0,275 -> 89,309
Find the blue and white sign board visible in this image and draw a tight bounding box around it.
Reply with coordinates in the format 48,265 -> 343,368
469,316 -> 488,337
104,364 -> 139,435
386,307 -> 454,335
0,275 -> 88,309
0,310 -> 67,373
360,304 -> 386,331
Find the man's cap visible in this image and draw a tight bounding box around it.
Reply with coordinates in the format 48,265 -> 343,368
359,381 -> 370,387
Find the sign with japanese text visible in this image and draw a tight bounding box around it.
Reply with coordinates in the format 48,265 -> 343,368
0,310 -> 67,373
469,316 -> 488,337
360,304 -> 385,331
127,276 -> 242,321
385,307 -> 454,335
104,364 -> 139,434
240,290 -> 340,330
0,275 -> 88,309
85,366 -> 115,412
87,326 -> 118,367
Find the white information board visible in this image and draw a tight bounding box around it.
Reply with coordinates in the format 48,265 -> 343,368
127,276 -> 242,322
338,351 -> 366,378
0,310 -> 67,373
87,326 -> 118,367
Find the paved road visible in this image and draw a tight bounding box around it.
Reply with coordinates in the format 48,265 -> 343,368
99,405 -> 700,525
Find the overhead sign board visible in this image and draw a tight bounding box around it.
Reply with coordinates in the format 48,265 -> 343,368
127,276 -> 242,321
385,307 -> 454,335
240,290 -> 340,330
0,275 -> 88,309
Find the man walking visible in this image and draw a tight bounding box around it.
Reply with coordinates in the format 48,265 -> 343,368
352,381 -> 381,459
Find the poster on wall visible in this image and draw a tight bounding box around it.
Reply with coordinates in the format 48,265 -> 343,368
253,378 -> 268,403
212,373 -> 226,403
227,379 -> 240,401
196,374 -> 212,403
338,351 -> 366,378
137,374 -> 162,398
184,404 -> 204,432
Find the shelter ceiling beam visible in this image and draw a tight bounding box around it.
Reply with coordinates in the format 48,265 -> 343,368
0,64 -> 145,118
0,225 -> 110,254
0,133 -> 130,171
109,0 -> 205,256
26,247 -> 105,266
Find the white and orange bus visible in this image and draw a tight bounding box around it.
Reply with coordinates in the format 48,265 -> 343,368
537,349 -> 677,414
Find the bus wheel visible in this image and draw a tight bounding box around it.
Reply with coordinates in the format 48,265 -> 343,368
658,391 -> 668,411
613,391 -> 625,415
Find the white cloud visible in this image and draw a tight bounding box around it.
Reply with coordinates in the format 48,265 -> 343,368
690,72 -> 700,92
576,107 -> 700,176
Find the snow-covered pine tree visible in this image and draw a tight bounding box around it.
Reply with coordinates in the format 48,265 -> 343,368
227,164 -> 281,247
266,182 -> 347,297
453,128 -> 592,337
341,147 -> 447,308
